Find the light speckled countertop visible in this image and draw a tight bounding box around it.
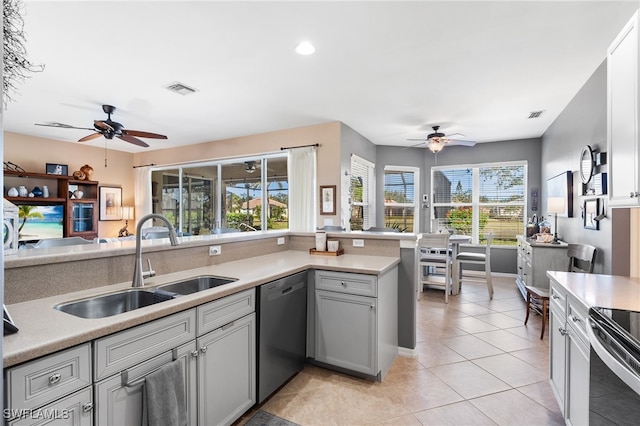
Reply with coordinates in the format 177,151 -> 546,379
547,271 -> 640,311
3,250 -> 399,368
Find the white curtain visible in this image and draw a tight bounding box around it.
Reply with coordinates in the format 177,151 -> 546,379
134,166 -> 153,230
288,146 -> 317,231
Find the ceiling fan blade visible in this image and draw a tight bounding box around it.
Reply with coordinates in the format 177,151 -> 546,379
122,129 -> 167,139
78,133 -> 103,142
35,122 -> 95,131
448,139 -> 477,147
94,120 -> 114,131
117,134 -> 149,147
402,142 -> 426,150
406,138 -> 429,142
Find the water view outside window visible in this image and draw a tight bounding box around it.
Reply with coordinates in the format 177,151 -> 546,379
432,162 -> 526,245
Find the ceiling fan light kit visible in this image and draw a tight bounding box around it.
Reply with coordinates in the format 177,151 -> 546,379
406,125 -> 477,153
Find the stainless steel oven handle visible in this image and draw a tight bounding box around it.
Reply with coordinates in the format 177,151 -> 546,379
588,318 -> 640,396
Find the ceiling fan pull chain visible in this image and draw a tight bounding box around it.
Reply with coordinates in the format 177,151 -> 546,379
104,139 -> 108,167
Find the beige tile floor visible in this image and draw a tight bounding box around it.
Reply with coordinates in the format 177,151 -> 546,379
240,276 -> 564,425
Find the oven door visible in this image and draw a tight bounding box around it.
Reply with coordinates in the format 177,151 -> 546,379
588,309 -> 640,424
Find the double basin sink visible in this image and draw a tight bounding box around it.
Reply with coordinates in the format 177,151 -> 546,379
55,276 -> 237,319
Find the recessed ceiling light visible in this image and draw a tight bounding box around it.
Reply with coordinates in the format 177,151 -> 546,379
295,41 -> 315,55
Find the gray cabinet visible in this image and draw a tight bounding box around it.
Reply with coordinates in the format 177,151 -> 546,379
93,310 -> 198,425
196,288 -> 256,426
4,344 -> 93,426
608,10 -> 640,205
548,278 -> 590,425
515,235 -> 567,300
94,341 -> 197,426
313,268 -> 397,380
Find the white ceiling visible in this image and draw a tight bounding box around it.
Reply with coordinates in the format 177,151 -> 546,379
3,1 -> 638,153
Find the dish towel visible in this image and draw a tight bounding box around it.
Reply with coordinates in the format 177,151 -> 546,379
142,359 -> 187,426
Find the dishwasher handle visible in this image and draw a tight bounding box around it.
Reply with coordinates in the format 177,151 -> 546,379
264,281 -> 306,302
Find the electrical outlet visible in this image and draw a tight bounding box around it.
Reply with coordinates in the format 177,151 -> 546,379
277,237 -> 285,245
209,245 -> 222,256
353,239 -> 365,247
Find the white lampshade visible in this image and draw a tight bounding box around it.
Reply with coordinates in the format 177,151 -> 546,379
547,197 -> 565,214
121,206 -> 134,220
428,140 -> 446,153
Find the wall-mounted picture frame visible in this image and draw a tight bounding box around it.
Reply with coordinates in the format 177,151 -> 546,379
320,185 -> 336,215
46,163 -> 68,176
99,186 -> 122,221
584,198 -> 600,230
547,171 -> 573,217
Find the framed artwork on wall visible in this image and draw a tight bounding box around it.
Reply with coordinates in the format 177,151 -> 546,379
547,171 -> 573,217
320,185 -> 336,215
99,186 -> 122,220
583,198 -> 600,230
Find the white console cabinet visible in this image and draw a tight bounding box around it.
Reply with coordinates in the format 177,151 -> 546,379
515,235 -> 568,300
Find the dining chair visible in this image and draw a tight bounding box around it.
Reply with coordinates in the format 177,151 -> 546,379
524,243 -> 597,339
454,232 -> 493,299
418,233 -> 452,303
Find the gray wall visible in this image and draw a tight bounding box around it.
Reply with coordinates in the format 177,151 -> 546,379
541,61 -> 611,274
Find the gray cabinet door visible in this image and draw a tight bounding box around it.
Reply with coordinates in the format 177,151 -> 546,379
198,313 -> 256,426
94,341 -> 197,426
315,289 -> 377,376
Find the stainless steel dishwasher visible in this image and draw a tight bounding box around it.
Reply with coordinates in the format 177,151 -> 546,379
257,270 -> 308,403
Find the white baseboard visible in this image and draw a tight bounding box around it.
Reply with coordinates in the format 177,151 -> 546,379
398,346 -> 417,358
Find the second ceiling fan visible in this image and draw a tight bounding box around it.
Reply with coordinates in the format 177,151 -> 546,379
407,126 -> 476,153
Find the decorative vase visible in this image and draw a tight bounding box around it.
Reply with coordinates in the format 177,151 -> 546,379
8,187 -> 18,197
18,186 -> 28,197
43,186 -> 49,198
73,190 -> 84,199
32,186 -> 43,197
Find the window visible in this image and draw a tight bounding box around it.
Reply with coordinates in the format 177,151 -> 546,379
432,161 -> 526,245
151,154 -> 288,234
349,155 -> 375,231
383,166 -> 419,232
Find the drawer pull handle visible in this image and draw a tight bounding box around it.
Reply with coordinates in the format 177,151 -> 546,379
222,321 -> 235,330
370,305 -> 375,311
341,281 -> 347,287
558,327 -> 568,336
200,346 -> 208,354
571,315 -> 581,323
191,350 -> 199,358
82,402 -> 93,413
48,373 -> 61,385
552,294 -> 559,300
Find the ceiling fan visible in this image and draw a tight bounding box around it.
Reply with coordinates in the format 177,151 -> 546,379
35,104 -> 167,147
407,125 -> 476,153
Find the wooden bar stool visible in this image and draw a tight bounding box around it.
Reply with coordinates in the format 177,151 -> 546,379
524,286 -> 549,339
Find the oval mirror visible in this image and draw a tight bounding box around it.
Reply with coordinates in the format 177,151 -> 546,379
579,145 -> 594,184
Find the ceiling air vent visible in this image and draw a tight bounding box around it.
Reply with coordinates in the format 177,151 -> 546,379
164,82 -> 197,96
528,110 -> 544,119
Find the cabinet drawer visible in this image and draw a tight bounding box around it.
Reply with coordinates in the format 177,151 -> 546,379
549,282 -> 566,317
93,309 -> 196,381
197,288 -> 255,336
315,270 -> 377,297
567,296 -> 589,347
5,343 -> 91,412
8,386 -> 93,426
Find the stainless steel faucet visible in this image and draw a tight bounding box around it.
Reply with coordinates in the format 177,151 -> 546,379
132,213 -> 180,287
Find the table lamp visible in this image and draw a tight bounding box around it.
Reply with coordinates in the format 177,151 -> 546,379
118,206 -> 134,237
547,197 -> 565,244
